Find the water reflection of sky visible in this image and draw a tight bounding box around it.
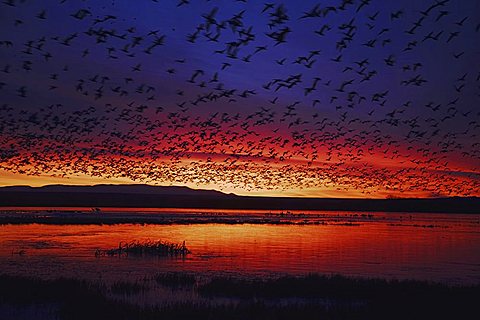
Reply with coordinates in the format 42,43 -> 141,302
1,210 -> 479,285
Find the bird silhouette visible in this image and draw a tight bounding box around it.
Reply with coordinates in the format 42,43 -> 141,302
0,0 -> 478,198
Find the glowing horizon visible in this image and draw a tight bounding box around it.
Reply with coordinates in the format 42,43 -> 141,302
0,1 -> 479,198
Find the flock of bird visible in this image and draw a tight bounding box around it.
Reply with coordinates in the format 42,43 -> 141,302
0,0 -> 479,197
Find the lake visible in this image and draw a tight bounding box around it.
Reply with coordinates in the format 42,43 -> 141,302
0,208 -> 479,285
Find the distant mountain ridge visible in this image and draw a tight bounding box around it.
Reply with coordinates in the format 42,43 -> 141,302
0,184 -> 478,213
0,184 -> 228,196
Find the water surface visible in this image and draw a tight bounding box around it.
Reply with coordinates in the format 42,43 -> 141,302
0,208 -> 479,284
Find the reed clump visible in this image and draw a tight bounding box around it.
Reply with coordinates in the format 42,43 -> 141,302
95,240 -> 190,257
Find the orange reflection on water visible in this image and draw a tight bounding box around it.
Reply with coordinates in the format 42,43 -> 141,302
0,213 -> 479,284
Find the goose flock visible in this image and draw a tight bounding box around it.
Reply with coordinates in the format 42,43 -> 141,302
0,0 -> 479,198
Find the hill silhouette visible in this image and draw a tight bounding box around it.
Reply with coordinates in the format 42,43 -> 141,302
0,184 -> 478,213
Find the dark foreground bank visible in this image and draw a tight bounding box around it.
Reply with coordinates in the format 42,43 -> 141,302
0,273 -> 478,320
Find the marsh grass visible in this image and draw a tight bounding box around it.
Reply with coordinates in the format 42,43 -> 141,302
95,240 -> 190,257
110,281 -> 146,296
154,272 -> 196,288
198,273 -> 477,299
0,273 -> 478,320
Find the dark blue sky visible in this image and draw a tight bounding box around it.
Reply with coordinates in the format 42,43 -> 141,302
0,0 -> 479,197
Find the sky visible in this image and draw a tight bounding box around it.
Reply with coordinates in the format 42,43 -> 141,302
0,0 -> 479,198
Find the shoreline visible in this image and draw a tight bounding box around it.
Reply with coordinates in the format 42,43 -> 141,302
1,209 -> 476,226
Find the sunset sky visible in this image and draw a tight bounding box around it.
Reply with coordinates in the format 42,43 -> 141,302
0,0 -> 479,198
